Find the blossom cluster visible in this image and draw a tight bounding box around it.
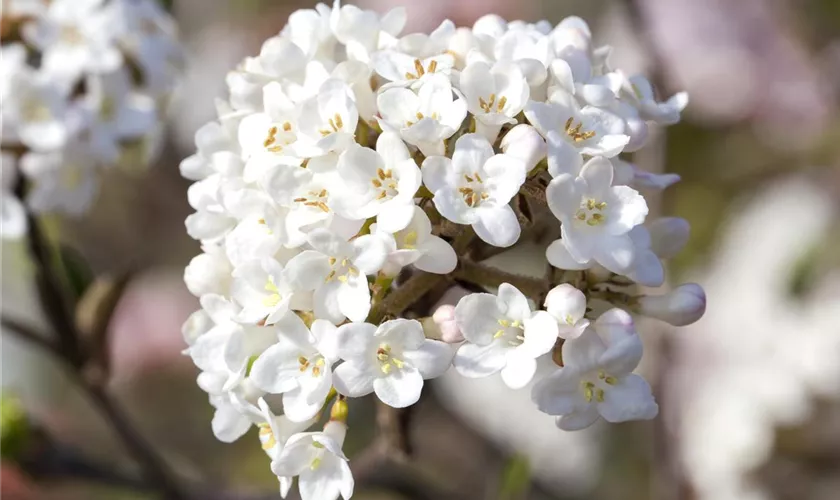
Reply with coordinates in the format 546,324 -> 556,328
180,2 -> 706,499
1,0 -> 183,239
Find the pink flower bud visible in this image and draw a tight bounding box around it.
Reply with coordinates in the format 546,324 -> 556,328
638,283 -> 706,326
433,304 -> 463,343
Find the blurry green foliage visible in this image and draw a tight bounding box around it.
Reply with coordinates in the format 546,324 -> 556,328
0,394 -> 31,461
498,454 -> 531,500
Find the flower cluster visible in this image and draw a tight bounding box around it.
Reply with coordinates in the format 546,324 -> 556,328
0,0 -> 183,239
180,2 -> 705,499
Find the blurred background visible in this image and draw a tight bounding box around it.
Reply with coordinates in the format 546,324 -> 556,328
2,0 -> 840,499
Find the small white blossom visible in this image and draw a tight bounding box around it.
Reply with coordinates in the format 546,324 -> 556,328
283,229 -> 388,323
423,133 -> 526,247
460,60 -> 529,141
544,284 -> 590,340
332,131 -> 421,232
532,308 -> 658,430
249,315 -> 338,422
333,319 -> 453,408
377,74 -> 467,157
525,90 -> 629,177
230,258 -> 310,325
271,421 -> 354,500
637,283 -> 707,326
453,284 -> 558,389
375,206 -> 457,276
546,157 -> 648,271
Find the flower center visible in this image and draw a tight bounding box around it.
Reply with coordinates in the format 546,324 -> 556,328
293,188 -> 330,213
458,172 -> 489,208
581,370 -> 618,403
575,198 -> 607,226
405,111 -> 439,128
262,277 -> 282,307
319,113 -> 344,136
493,318 -> 526,346
478,93 -> 508,114
325,256 -> 360,283
21,97 -> 52,123
258,423 -> 276,450
60,25 -> 84,45
404,58 -> 438,80
263,122 -> 293,152
400,230 -> 418,250
298,355 -> 326,377
564,117 -> 596,143
375,343 -> 405,374
370,167 -> 398,200
309,441 -> 326,470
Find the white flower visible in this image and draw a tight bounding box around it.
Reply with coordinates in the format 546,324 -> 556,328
198,369 -> 265,443
294,78 -> 359,157
637,283 -> 706,326
21,0 -> 122,88
332,319 -> 453,407
330,1 -> 406,62
262,164 -> 354,248
184,245 -> 233,297
525,90 -> 628,177
19,143 -> 99,216
1,153 -> 27,240
249,315 -> 338,422
375,206 -> 457,276
377,73 -> 467,157
531,308 -> 658,430
423,133 -> 526,247
255,398 -> 314,497
187,294 -> 276,378
230,258 -> 310,325
283,229 -> 387,323
620,74 -> 688,125
331,131 -> 421,232
453,284 -> 558,389
460,60 -> 529,141
2,64 -> 70,151
499,124 -> 546,173
101,0 -> 183,97
546,157 -> 648,271
237,82 -> 301,183
372,50 -> 454,87
270,421 -> 353,500
84,68 -> 157,163
612,158 -> 681,191
544,284 -> 590,340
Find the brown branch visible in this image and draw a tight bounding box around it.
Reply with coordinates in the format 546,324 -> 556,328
11,177 -> 187,500
1,316 -> 63,359
452,259 -> 550,302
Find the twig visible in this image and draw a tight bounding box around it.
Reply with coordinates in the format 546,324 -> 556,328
1,316 -> 63,359
10,178 -> 187,500
452,259 -> 549,301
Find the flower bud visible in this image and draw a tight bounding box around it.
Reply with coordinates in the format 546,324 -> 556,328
330,397 -> 349,423
184,251 -> 231,297
648,217 -> 690,259
500,124 -> 546,172
637,283 -> 706,326
433,304 -> 463,343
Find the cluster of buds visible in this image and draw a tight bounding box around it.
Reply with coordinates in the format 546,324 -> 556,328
180,2 -> 706,499
1,0 -> 183,238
